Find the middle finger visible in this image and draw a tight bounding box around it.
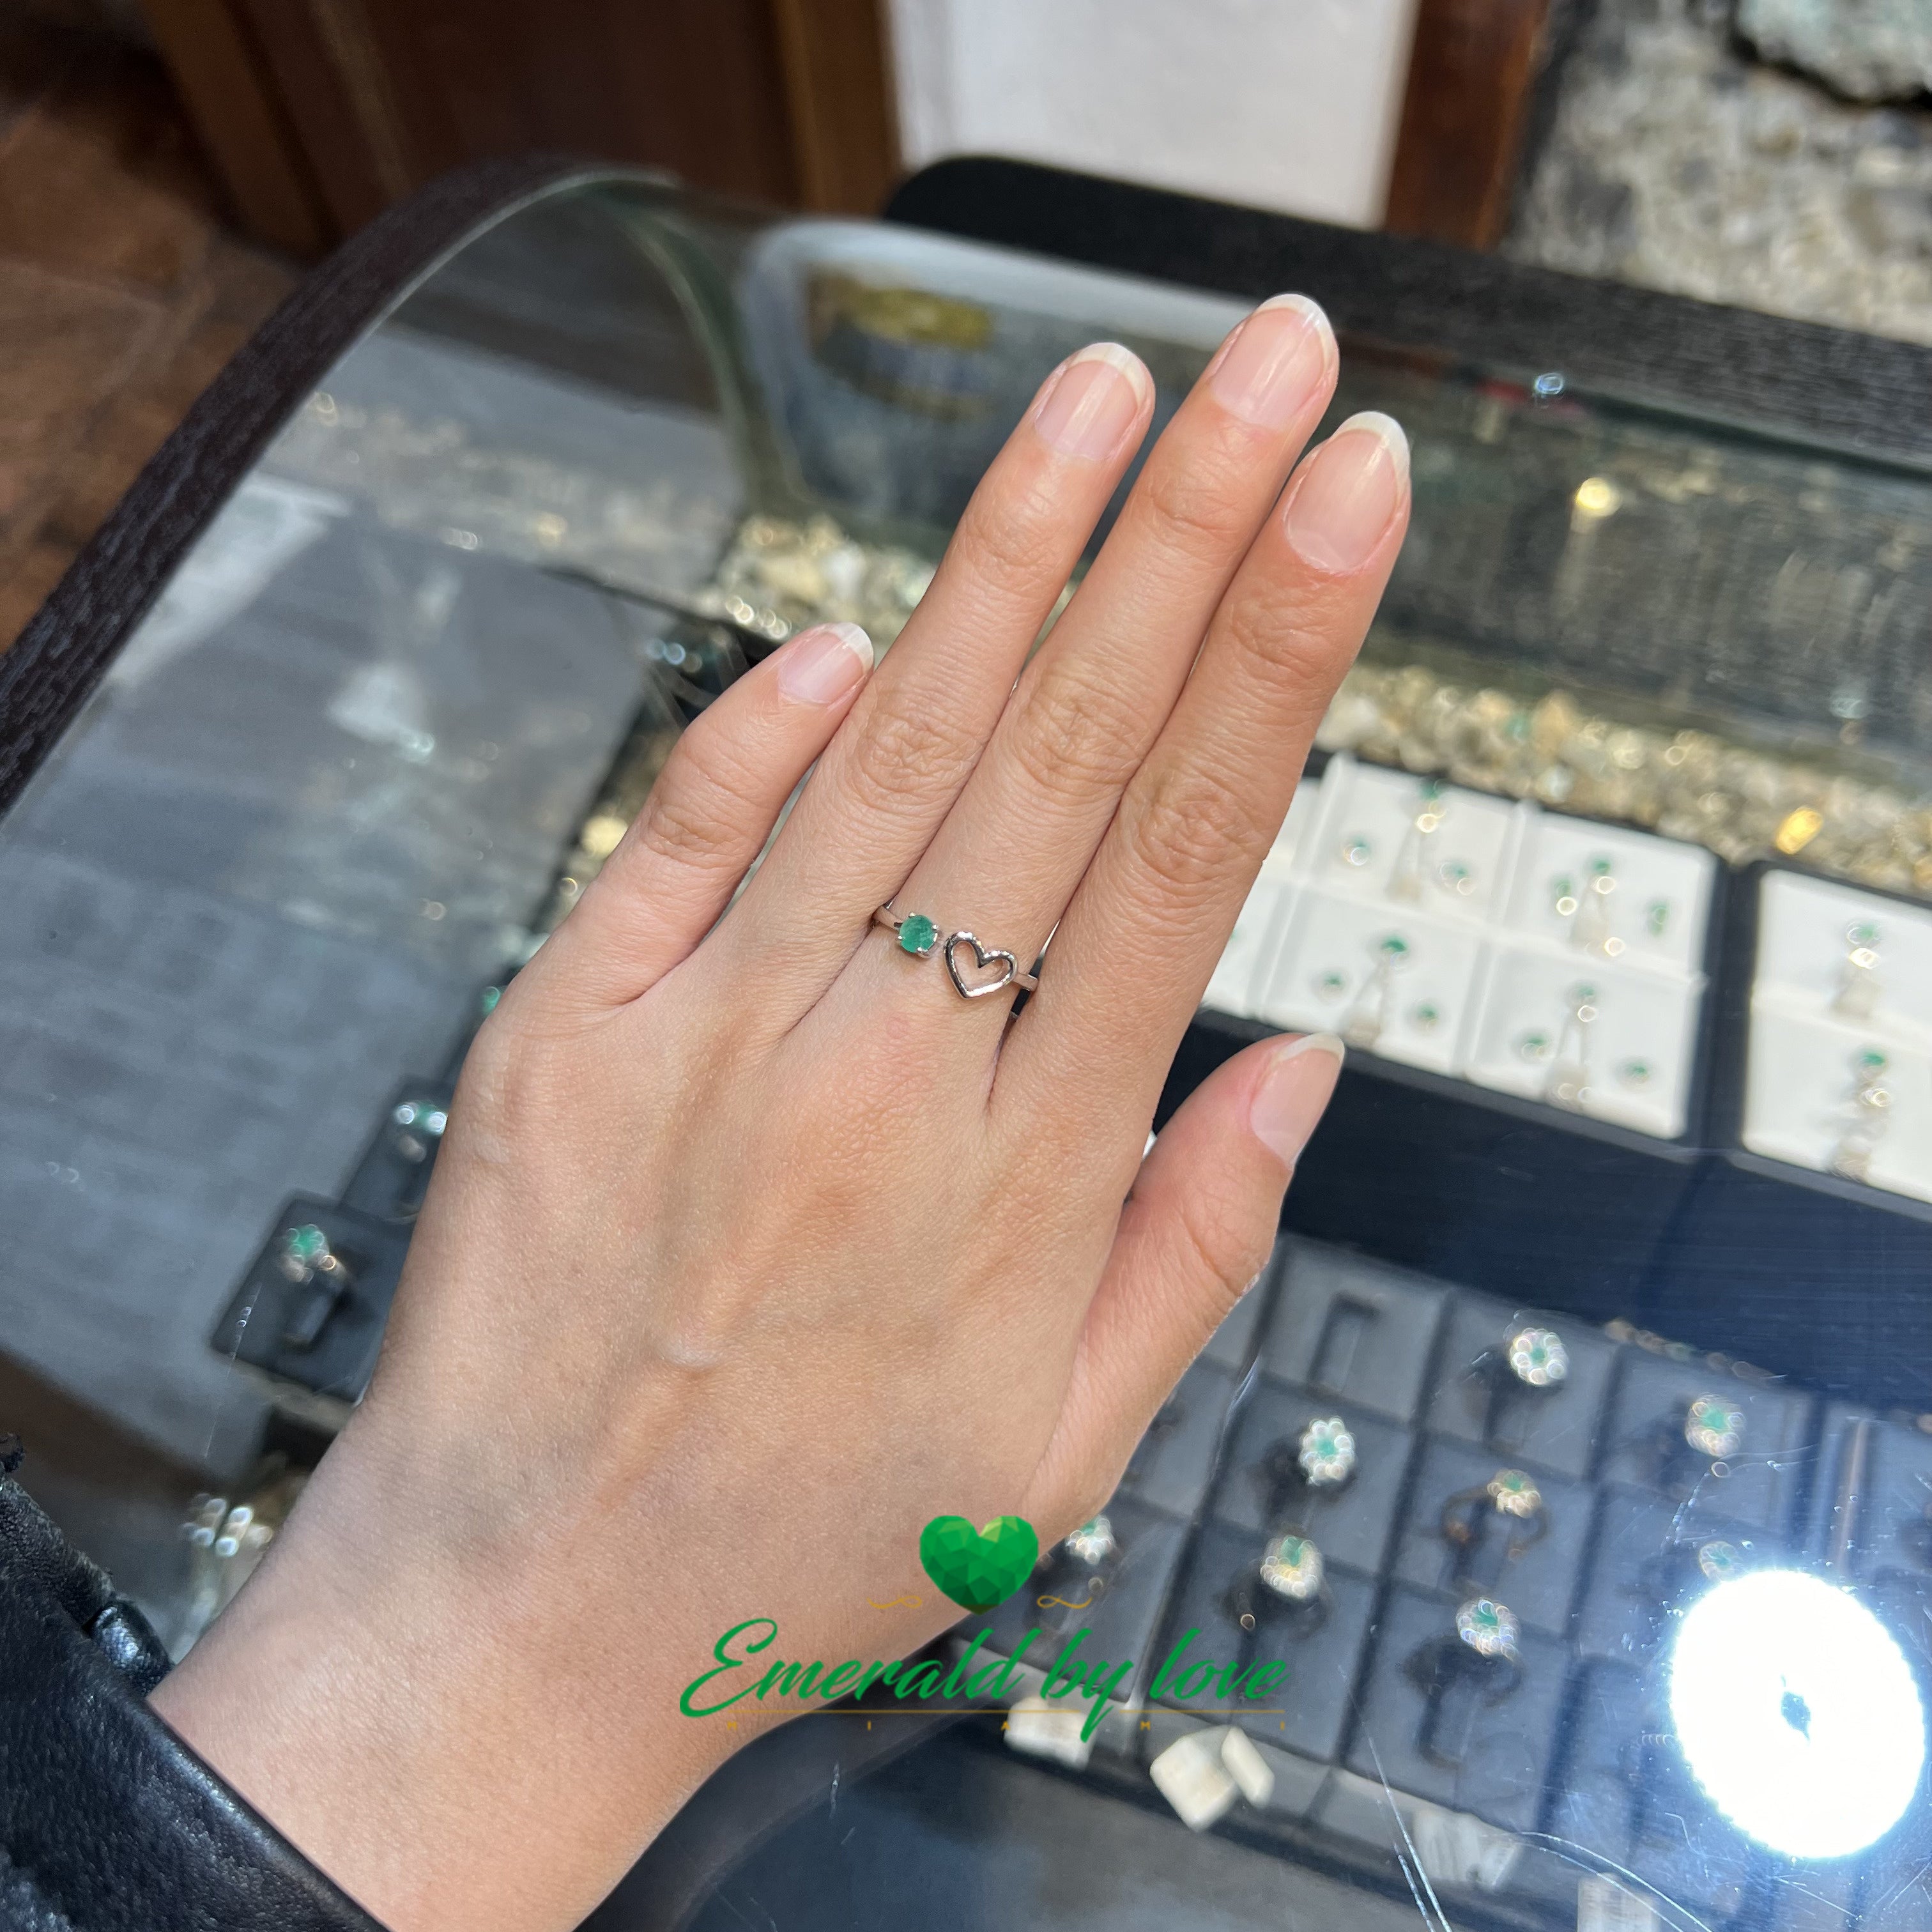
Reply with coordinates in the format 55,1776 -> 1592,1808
868,295 -> 1337,1017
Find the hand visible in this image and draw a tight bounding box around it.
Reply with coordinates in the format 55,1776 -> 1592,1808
151,296 -> 1408,1931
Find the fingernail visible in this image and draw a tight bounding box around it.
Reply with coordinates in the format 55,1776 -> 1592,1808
1033,342 -> 1152,461
1208,293 -> 1335,431
1280,411 -> 1408,572
1250,1032 -> 1345,1169
777,621 -> 873,705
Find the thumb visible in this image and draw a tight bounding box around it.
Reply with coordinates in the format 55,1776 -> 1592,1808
1031,1032 -> 1344,1522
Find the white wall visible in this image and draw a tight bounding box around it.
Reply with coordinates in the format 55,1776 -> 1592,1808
888,0 -> 1422,231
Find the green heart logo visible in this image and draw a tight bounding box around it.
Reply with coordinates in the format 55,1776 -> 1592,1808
918,1514 -> 1040,1613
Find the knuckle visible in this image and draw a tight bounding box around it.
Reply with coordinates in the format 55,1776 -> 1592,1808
1170,1184 -> 1273,1316
1008,660 -> 1146,804
1121,760 -> 1262,905
1220,595 -> 1353,712
638,781 -> 737,874
841,700 -> 979,816
1133,446 -> 1252,558
634,723 -> 767,872
951,473 -> 1066,594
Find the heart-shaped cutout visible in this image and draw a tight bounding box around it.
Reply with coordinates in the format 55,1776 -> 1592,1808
945,931 -> 1017,1000
919,1514 -> 1039,1611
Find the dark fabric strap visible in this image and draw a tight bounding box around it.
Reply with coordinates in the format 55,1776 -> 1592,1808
0,1472 -> 385,1932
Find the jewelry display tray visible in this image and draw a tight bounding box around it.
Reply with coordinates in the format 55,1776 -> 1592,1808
6,158 -> 1932,1932
641,1229 -> 1932,1932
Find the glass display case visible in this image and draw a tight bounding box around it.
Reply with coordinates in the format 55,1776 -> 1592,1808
3,157 -> 1931,1932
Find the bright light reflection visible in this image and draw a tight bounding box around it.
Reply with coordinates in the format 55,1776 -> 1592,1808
1669,1569 -> 1924,1859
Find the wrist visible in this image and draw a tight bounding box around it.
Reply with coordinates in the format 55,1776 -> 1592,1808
151,1418 -> 733,1932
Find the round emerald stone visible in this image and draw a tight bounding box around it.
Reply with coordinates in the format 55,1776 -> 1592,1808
898,913 -> 937,956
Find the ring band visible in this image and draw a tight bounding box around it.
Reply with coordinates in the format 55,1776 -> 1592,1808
875,902 -> 1041,999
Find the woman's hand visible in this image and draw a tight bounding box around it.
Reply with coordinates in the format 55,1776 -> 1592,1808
151,296 -> 1408,1931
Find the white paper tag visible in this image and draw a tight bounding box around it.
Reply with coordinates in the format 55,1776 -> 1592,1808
1150,1727 -> 1239,1831
1004,1695 -> 1094,1770
1218,1726 -> 1275,1807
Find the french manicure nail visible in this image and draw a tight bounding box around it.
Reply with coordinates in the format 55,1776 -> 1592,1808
1250,1032 -> 1345,1168
1208,293 -> 1335,431
1033,342 -> 1153,461
1281,411 -> 1409,572
778,621 -> 873,705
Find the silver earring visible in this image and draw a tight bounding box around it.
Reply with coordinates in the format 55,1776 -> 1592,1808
1342,933 -> 1411,1049
1388,783 -> 1447,904
1832,921 -> 1882,1022
1829,1046 -> 1892,1182
1574,857 -> 1622,958
1543,982 -> 1598,1112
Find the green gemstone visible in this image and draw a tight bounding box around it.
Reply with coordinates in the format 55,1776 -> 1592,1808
282,1225 -> 329,1270
898,913 -> 938,956
478,985 -> 502,1016
1379,934 -> 1410,958
1850,921 -> 1881,947
1647,900 -> 1670,935
1698,1540 -> 1744,1580
1859,1048 -> 1889,1073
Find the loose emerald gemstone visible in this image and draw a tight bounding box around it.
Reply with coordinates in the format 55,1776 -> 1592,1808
1859,1048 -> 1889,1073
898,912 -> 938,956
1378,934 -> 1410,958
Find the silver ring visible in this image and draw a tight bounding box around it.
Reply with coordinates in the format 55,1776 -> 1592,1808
1685,1393 -> 1745,1459
1455,1597 -> 1521,1660
875,903 -> 1041,999
391,1097 -> 448,1164
1696,1539 -> 1745,1583
277,1222 -> 348,1286
1506,1326 -> 1568,1388
1298,1416 -> 1357,1487
1062,1514 -> 1117,1568
1259,1532 -> 1325,1602
1487,1469 -> 1543,1519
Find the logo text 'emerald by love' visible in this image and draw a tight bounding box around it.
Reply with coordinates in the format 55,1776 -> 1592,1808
680,1620 -> 1289,1742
